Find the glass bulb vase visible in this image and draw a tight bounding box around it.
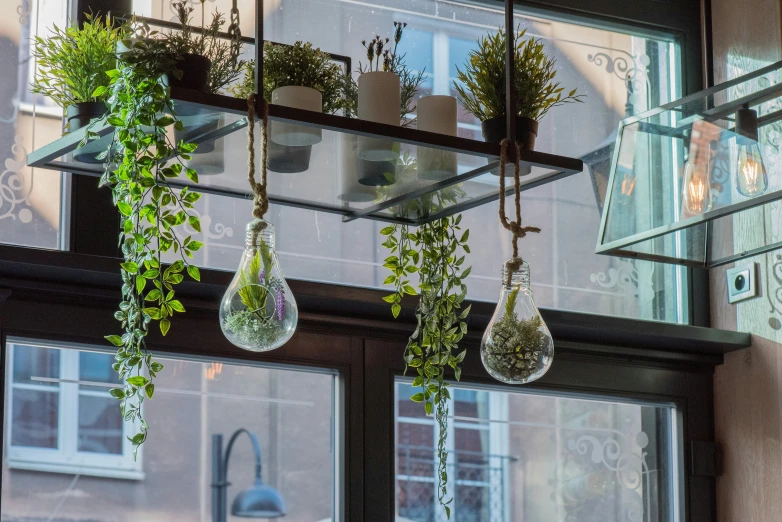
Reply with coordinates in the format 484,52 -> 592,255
480,260 -> 554,384
219,219 -> 298,352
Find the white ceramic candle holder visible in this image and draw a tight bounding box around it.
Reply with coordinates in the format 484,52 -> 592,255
271,86 -> 323,147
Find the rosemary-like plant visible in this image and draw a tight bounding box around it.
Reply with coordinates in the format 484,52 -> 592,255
165,2 -> 245,94
381,212 -> 471,518
454,27 -> 584,121
89,21 -> 204,458
31,12 -> 124,108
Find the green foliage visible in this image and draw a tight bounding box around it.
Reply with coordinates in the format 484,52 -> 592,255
454,27 -> 584,121
381,213 -> 471,517
31,12 -> 125,108
165,2 -> 245,94
95,20 -> 202,459
347,22 -> 426,125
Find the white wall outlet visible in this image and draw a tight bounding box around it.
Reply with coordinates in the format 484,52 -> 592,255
726,263 -> 758,304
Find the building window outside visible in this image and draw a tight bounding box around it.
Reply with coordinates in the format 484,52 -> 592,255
2,339 -> 340,522
395,380 -> 678,522
6,341 -> 142,479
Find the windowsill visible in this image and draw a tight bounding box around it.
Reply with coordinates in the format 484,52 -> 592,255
18,102 -> 62,119
7,458 -> 145,481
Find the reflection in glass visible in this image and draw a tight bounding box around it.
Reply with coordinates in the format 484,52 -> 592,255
681,142 -> 712,215
12,389 -> 59,448
78,395 -> 123,454
736,141 -> 768,197
13,345 -> 60,385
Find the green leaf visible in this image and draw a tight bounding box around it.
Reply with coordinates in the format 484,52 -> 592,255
117,201 -> 133,216
126,376 -> 149,387
188,215 -> 201,232
107,116 -> 125,127
150,362 -> 164,373
410,392 -> 425,403
380,226 -> 395,236
105,335 -> 124,347
91,85 -> 108,98
143,307 -> 162,319
424,401 -> 433,415
109,388 -> 125,399
121,262 -> 138,274
168,300 -> 185,312
392,303 -> 401,318
382,294 -> 397,304
160,318 -> 171,336
187,265 -> 200,281
145,383 -> 155,399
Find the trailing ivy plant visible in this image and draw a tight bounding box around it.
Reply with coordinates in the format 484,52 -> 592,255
88,25 -> 204,458
381,211 -> 471,518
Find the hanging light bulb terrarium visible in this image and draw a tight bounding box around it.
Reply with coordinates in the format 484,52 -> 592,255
734,105 -> 768,198
481,140 -> 553,384
220,95 -> 298,352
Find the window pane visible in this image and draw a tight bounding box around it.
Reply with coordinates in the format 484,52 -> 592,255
395,380 -> 676,522
3,343 -> 340,521
12,344 -> 59,385
151,0 -> 686,323
11,389 -> 58,449
0,0 -> 67,249
78,395 -> 123,455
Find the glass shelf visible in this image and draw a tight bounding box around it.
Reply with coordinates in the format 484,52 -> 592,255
27,88 -> 583,225
596,60 -> 782,267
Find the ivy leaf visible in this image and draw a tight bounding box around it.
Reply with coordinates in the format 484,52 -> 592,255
126,376 -> 148,387
187,265 -> 200,281
105,335 -> 124,347
425,401 -> 433,415
117,201 -> 133,216
188,215 -> 201,232
410,393 -> 425,403
160,318 -> 171,336
150,362 -> 164,373
92,85 -> 108,98
144,383 -> 155,399
168,300 -> 185,312
121,262 -> 138,274
109,388 -> 125,399
392,303 -> 402,318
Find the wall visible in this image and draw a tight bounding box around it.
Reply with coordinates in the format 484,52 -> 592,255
710,0 -> 782,519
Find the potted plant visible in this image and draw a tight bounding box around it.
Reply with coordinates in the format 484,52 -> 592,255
349,22 -> 425,185
454,27 -> 584,150
31,12 -> 124,163
231,42 -> 345,173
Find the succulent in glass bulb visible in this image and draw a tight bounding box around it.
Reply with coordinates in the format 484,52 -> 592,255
219,219 -> 298,352
480,260 -> 553,384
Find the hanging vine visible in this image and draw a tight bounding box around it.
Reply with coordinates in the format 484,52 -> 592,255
91,30 -> 203,458
382,196 -> 470,517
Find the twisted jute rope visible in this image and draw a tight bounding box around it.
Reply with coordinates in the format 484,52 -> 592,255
498,139 -> 541,285
246,93 -> 270,244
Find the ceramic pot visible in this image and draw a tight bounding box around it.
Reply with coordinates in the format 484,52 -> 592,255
66,101 -> 109,164
183,115 -> 225,175
416,95 -> 458,181
357,71 -> 401,163
357,157 -> 397,187
337,135 -> 375,203
481,115 -> 538,150
267,141 -> 312,173
175,113 -> 222,154
270,86 -> 323,146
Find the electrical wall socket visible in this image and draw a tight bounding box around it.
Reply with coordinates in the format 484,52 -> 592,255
726,263 -> 758,304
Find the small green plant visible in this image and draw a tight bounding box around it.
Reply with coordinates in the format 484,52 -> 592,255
381,205 -> 471,518
347,22 -> 426,125
30,12 -> 124,108
88,20 -> 203,458
165,2 -> 245,94
454,27 -> 584,121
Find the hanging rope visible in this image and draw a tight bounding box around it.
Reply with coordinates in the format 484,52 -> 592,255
498,138 -> 541,284
246,93 -> 269,221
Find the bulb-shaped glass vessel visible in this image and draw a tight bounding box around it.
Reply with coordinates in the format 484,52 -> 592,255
736,142 -> 768,197
682,158 -> 712,214
219,219 -> 298,352
480,261 -> 554,384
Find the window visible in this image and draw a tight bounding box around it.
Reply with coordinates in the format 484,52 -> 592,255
6,341 -> 141,479
395,380 -> 679,522
3,340 -> 341,522
0,0 -> 67,249
143,0 -> 688,323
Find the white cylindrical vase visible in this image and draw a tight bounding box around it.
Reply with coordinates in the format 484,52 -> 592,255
417,95 -> 458,181
357,71 -> 401,163
271,86 -> 323,146
338,134 -> 376,203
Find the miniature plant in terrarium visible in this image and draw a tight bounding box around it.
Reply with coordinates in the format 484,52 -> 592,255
220,220 -> 298,352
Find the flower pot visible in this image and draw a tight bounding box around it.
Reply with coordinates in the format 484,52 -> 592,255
175,113 -> 222,154
66,101 -> 110,164
481,115 -> 539,151
358,71 -> 401,162
271,86 -> 323,146
338,135 -> 375,203
183,118 -> 225,176
267,140 -> 312,174
416,95 -> 458,181
166,53 -> 212,92
357,157 -> 396,187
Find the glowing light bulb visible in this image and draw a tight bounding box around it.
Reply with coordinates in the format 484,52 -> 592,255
682,159 -> 712,214
219,219 -> 298,352
480,261 -> 553,384
736,143 -> 767,197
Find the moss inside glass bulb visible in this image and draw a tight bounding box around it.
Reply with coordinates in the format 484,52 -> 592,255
483,288 -> 548,381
